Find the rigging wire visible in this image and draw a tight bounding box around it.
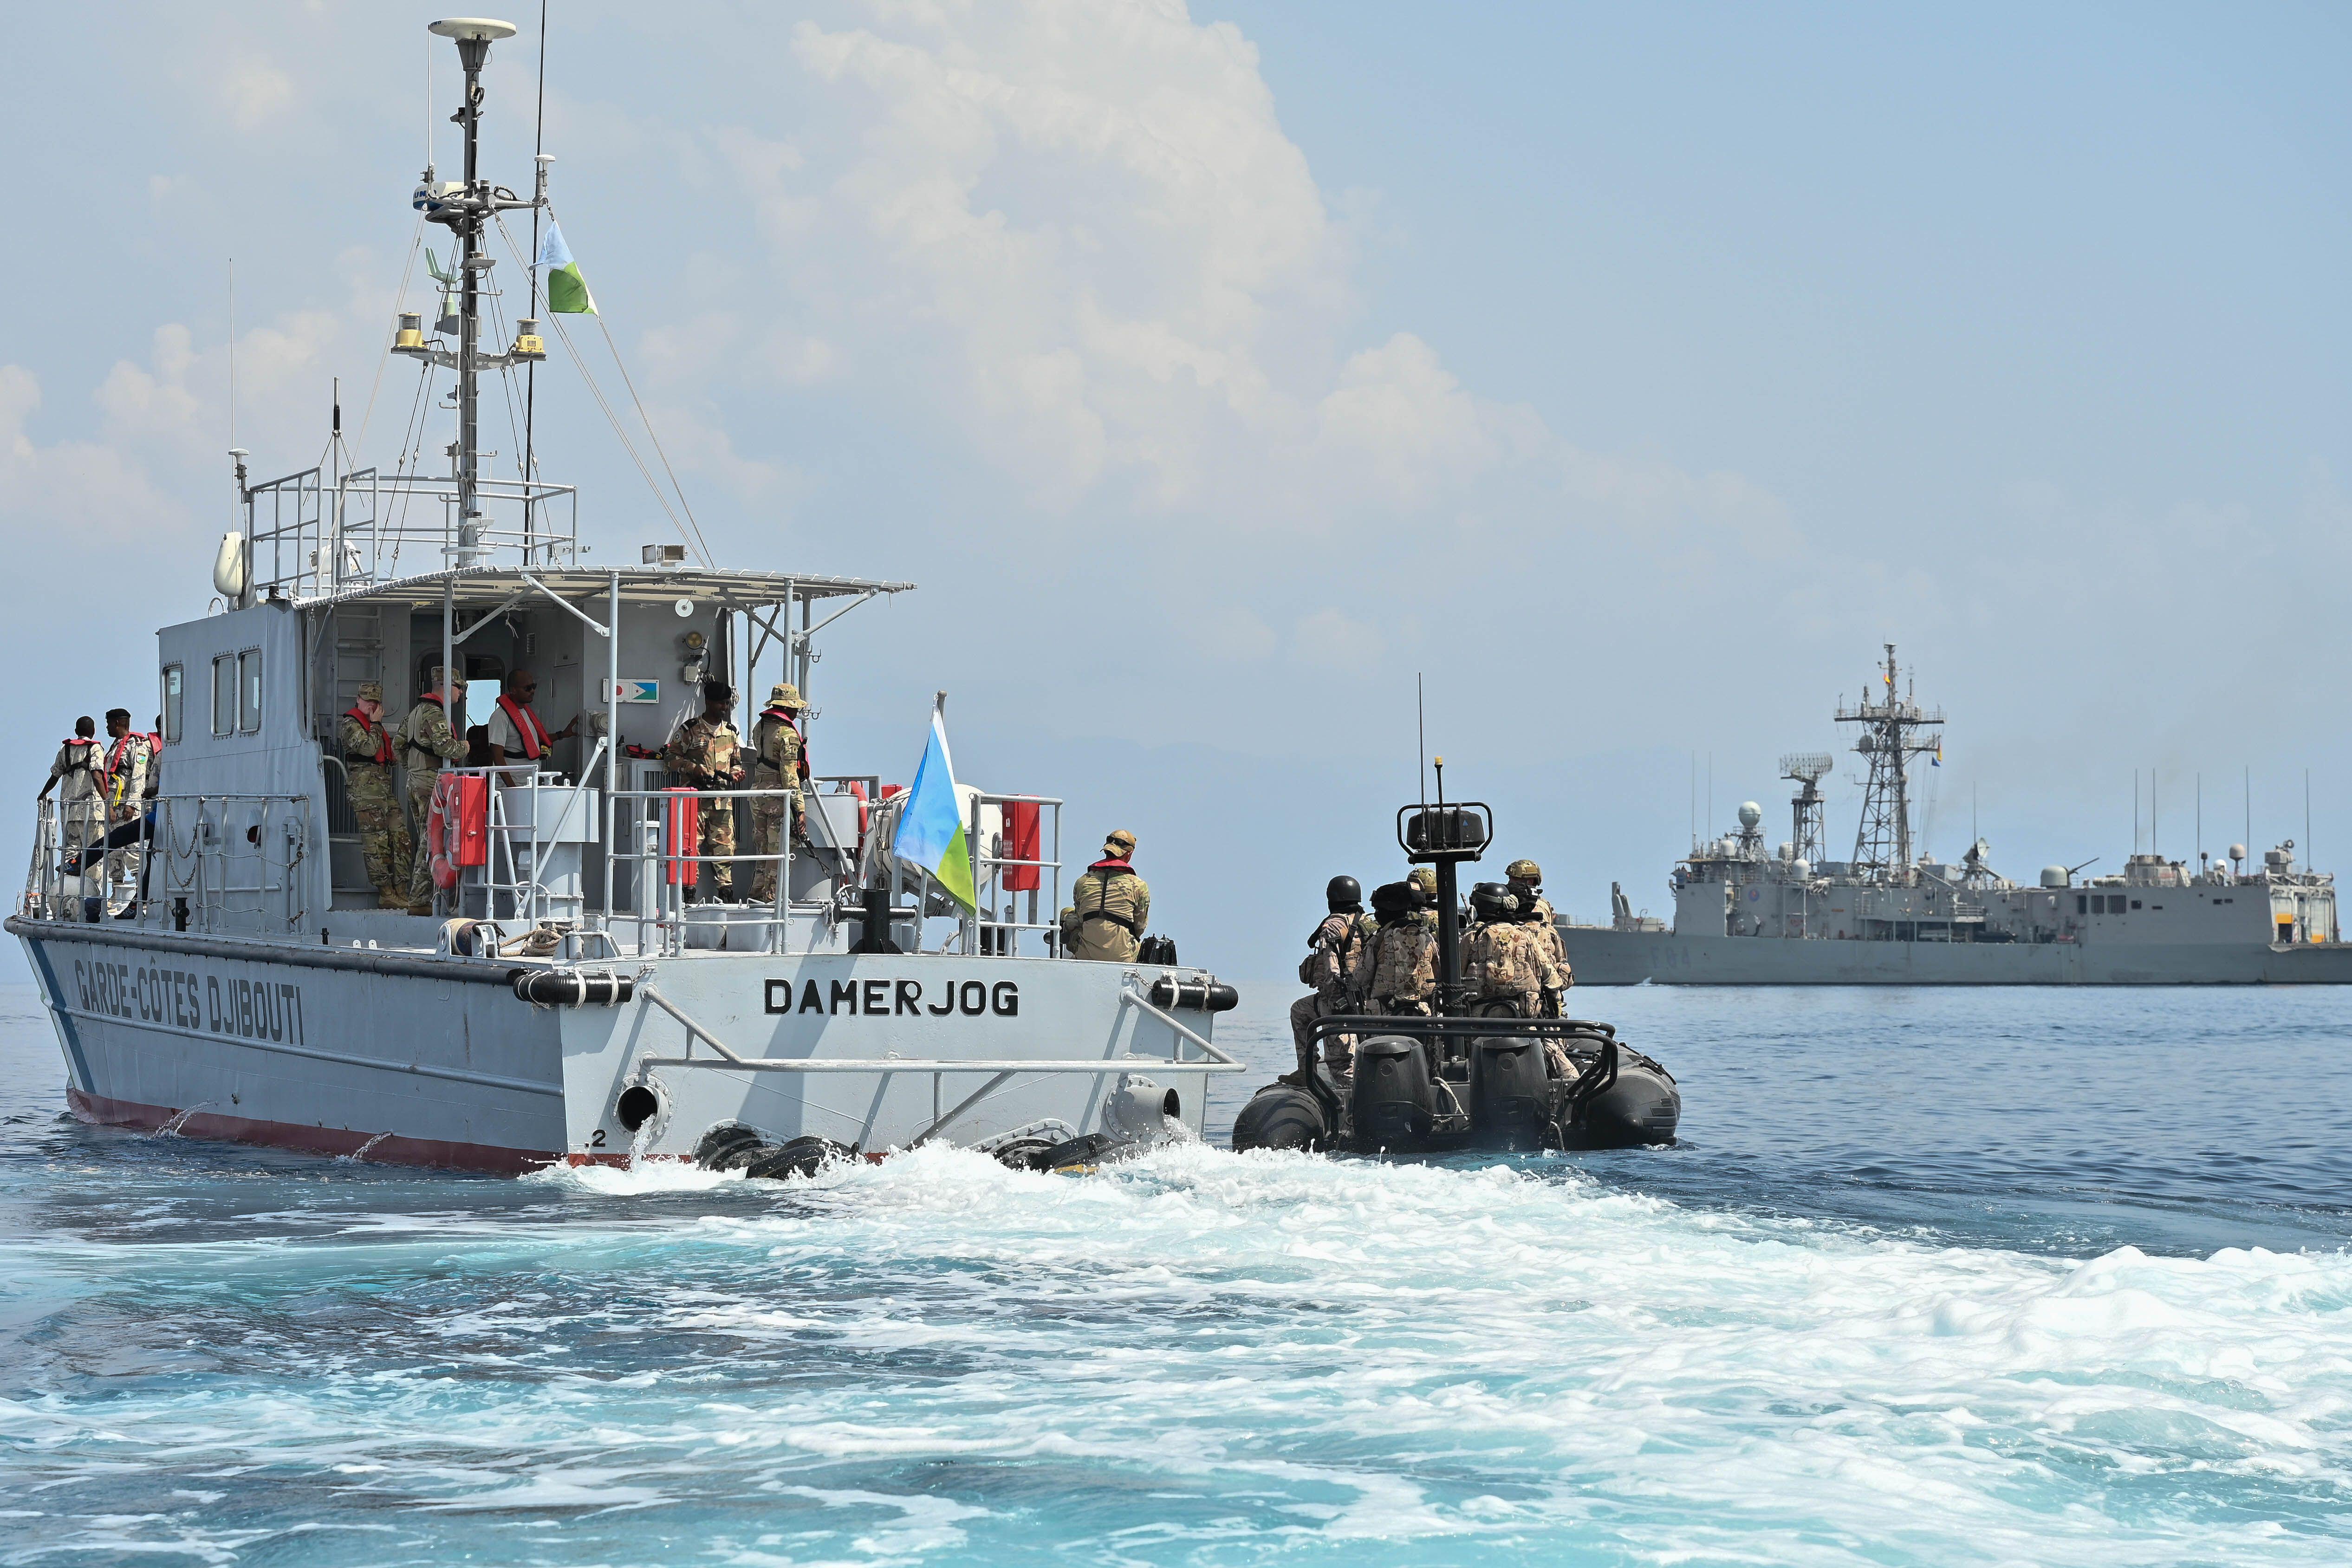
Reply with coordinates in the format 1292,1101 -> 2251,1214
491,211 -> 708,564
352,216 -> 428,459
593,312 -> 715,565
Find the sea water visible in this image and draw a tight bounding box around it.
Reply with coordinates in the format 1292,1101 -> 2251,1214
2,978 -> 2349,1566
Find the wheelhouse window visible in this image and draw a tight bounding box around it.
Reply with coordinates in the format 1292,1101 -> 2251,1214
162,665 -> 183,744
212,654 -> 237,736
239,650 -> 263,733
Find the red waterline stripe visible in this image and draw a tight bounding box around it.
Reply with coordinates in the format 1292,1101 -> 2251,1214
67,1086 -> 558,1175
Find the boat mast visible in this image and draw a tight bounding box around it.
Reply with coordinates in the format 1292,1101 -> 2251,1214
1836,643 -> 1943,885
414,18 -> 543,568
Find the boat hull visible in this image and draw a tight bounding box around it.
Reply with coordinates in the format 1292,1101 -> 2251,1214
1559,927 -> 2352,985
13,917 -> 1226,1173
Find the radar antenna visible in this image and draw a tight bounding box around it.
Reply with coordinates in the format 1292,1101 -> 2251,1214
1778,751 -> 1833,865
1834,643 -> 1943,885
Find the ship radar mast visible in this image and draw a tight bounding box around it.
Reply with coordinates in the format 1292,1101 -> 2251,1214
1834,643 -> 1943,885
1779,752 -> 1832,865
394,18 -> 547,566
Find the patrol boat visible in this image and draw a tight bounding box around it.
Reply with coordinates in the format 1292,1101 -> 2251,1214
7,17 -> 1243,1175
1231,785 -> 1679,1155
1560,644 -> 2351,985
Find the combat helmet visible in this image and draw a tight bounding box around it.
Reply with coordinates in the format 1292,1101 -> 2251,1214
1468,881 -> 1520,922
1326,875 -> 1363,911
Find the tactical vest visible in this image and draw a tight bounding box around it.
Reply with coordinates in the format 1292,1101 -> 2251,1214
751,709 -> 805,783
1467,922 -> 1543,998
1074,862 -> 1146,937
1299,911 -> 1373,992
1368,918 -> 1436,1002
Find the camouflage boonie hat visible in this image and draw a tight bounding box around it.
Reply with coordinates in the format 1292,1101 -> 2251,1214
767,682 -> 807,710
1506,858 -> 1542,883
356,681 -> 383,703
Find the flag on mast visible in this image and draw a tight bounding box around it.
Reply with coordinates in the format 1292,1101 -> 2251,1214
536,222 -> 596,314
894,695 -> 977,910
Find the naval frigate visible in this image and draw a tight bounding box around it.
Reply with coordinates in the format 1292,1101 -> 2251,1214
1559,645 -> 2348,985
9,16 -> 1247,1173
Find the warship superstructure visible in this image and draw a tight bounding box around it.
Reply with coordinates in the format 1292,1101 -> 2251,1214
1561,646 -> 2347,985
9,18 -> 1243,1173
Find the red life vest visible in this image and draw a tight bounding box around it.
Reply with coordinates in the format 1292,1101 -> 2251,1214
344,707 -> 393,764
59,737 -> 102,785
760,706 -> 809,778
495,694 -> 552,760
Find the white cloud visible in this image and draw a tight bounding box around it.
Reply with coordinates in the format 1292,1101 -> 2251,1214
218,57 -> 294,131
0,364 -> 182,549
1291,607 -> 1382,670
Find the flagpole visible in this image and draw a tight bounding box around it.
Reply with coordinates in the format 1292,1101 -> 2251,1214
523,0 -> 547,556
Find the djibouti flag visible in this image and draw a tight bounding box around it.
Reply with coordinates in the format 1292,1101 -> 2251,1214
536,222 -> 595,314
893,697 -> 977,911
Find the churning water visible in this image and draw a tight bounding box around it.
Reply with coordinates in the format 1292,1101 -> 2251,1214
3,978 -> 2351,1565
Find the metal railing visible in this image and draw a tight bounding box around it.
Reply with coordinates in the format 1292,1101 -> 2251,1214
606,780 -> 834,957
423,755 -> 606,934
961,792 -> 1062,956
153,795 -> 314,933
245,466 -> 579,598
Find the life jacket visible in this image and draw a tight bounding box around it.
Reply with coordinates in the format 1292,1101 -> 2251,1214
495,694 -> 551,760
1075,858 -> 1144,936
753,708 -> 808,781
400,695 -> 451,771
58,737 -> 103,790
344,706 -> 393,764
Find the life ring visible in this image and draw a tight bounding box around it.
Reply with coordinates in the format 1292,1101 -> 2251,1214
426,775 -> 459,891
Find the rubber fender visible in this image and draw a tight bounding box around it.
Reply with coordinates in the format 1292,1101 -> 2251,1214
1574,1063 -> 1681,1149
1149,976 -> 1241,1013
1230,1082 -> 1328,1152
692,1122 -> 770,1171
743,1135 -> 853,1181
511,969 -> 635,1007
1350,1035 -> 1436,1147
1468,1036 -> 1546,1151
1034,1132 -> 1117,1170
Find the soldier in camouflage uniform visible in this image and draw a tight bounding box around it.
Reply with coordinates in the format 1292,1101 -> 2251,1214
1059,830 -> 1149,960
1507,858 -> 1572,1013
338,682 -> 413,909
399,668 -> 468,912
1289,876 -> 1378,1079
665,679 -> 744,901
1406,865 -> 1442,933
1462,881 -> 1546,1017
1365,880 -> 1437,1017
747,681 -> 809,904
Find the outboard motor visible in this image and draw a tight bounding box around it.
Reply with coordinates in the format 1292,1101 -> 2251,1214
1468,1035 -> 1545,1150
1351,1035 -> 1436,1147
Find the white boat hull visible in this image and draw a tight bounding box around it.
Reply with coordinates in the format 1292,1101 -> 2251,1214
12,917 -> 1228,1171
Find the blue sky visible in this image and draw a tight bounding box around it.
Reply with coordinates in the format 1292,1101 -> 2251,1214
4,2 -> 2349,973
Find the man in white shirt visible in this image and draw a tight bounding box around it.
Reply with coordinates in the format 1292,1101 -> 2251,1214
485,669 -> 578,779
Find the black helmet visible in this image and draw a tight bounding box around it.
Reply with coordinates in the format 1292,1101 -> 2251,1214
1468,881 -> 1518,921
1326,875 -> 1363,911
1369,880 -> 1411,917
